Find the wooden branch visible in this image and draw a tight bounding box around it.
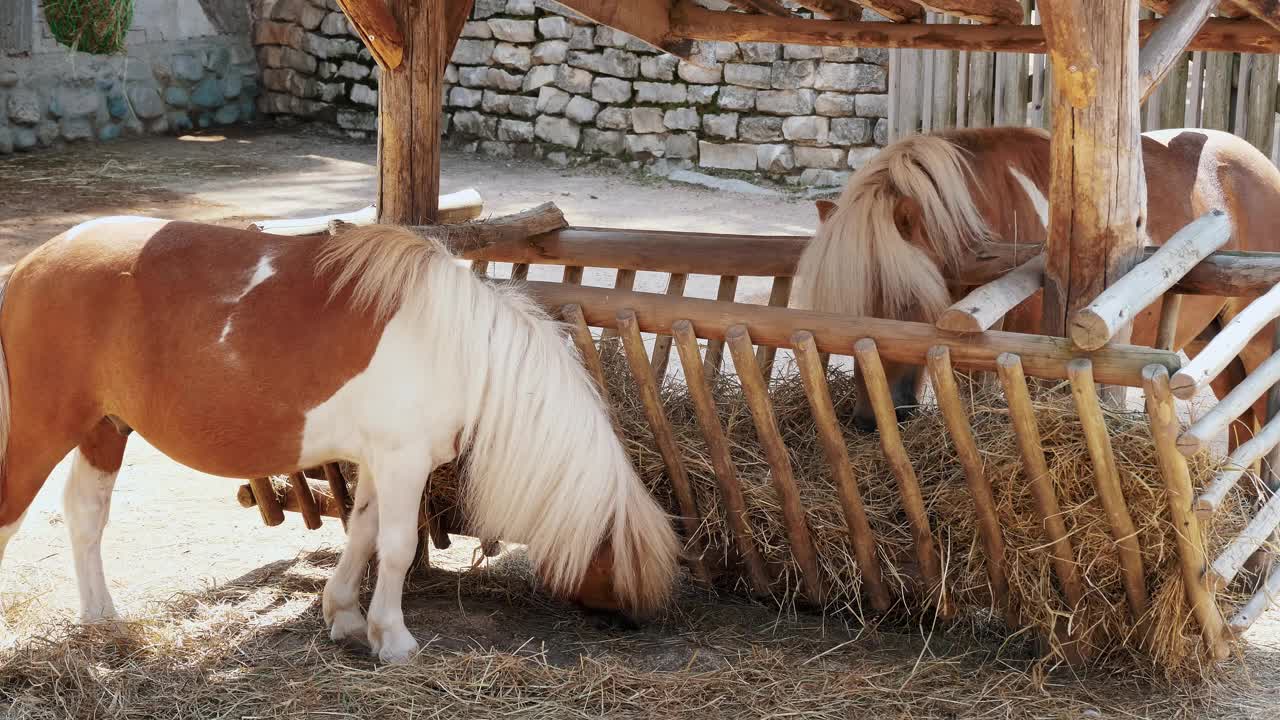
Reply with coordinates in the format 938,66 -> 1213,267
755,276 -> 793,378
650,273 -> 688,379
248,477 -> 284,526
1068,360 -> 1149,619
1233,0 -> 1280,32
322,463 -> 352,529
927,346 -> 1013,623
1178,347 -> 1280,456
1207,490 -> 1280,590
411,202 -> 569,256
702,275 -> 739,376
668,0 -> 1280,53
518,282 -> 1180,388
288,471 -> 323,530
936,254 -> 1044,334
1071,211 -> 1232,351
562,304 -> 609,399
1139,0 -> 1218,101
916,0 -> 1025,23
1156,294 -> 1184,351
1228,557 -> 1280,634
334,0 -> 405,71
854,339 -> 948,614
724,0 -> 793,16
845,0 -> 926,22
1144,365 -> 1231,659
248,189 -> 484,235
727,325 -> 826,603
239,478 -> 344,519
672,321 -> 772,596
1194,413 -> 1280,517
794,331 -> 892,612
1170,282 -> 1280,399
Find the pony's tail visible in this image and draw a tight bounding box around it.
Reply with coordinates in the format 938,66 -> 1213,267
418,252 -> 678,613
796,134 -> 991,322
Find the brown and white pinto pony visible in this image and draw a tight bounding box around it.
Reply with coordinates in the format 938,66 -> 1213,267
797,126 -> 1280,433
0,218 -> 679,662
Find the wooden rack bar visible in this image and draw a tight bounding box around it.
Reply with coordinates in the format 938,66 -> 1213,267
322,463 -> 352,528
1137,0 -> 1218,100
702,275 -> 739,376
239,478 -> 344,519
1171,282 -> 1280,399
853,338 -> 946,613
996,353 -> 1086,610
1194,412 -> 1280,517
1228,558 -> 1280,635
618,310 -> 709,582
289,471 -> 323,530
1178,347 -> 1280,456
248,477 -> 285,526
755,277 -> 794,378
672,321 -> 772,596
523,282 -> 1178,387
1067,359 -> 1149,618
650,273 -> 689,379
727,325 -> 825,603
794,331 -> 891,612
563,265 -> 585,285
936,255 -> 1044,334
926,346 -> 1012,621
510,263 -> 530,281
1071,211 -> 1232,351
599,268 -> 636,345
1144,364 -> 1231,659
1156,293 -> 1184,351
562,304 -> 609,398
1207,490 -> 1280,591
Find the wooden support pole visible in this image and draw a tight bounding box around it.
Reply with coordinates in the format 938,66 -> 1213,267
853,339 -> 947,613
1156,293 -> 1184,351
672,321 -> 772,596
1067,360 -> 1149,619
702,275 -> 739,377
726,325 -> 825,603
1178,347 -> 1280,456
1143,364 -> 1231,659
598,268 -> 636,346
996,353 -> 1086,610
926,346 -> 1012,621
755,276 -> 793,380
650,273 -> 688,380
1171,283 -> 1280,399
1039,0 -> 1147,341
845,0 -> 925,22
248,477 -> 285,527
322,463 -> 352,529
1138,0 -> 1218,100
562,304 -> 609,400
239,478 -> 345,520
288,471 -> 323,530
377,0 -> 447,225
936,255 -> 1045,334
413,202 -> 569,257
1070,211 -> 1231,351
793,331 -> 892,612
617,309 -> 709,583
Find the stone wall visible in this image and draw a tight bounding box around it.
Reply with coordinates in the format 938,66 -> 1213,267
0,0 -> 256,154
251,0 -> 891,187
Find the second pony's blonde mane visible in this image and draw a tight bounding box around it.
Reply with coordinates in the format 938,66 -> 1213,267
796,133 -> 994,321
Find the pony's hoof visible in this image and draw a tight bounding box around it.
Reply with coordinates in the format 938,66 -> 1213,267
78,606 -> 120,625
370,624 -> 419,664
328,608 -> 367,643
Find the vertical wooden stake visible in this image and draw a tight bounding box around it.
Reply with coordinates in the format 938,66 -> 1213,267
1156,293 -> 1184,351
650,273 -> 689,379
249,477 -> 285,527
323,463 -> 352,530
289,471 -> 324,530
754,276 -> 793,379
702,275 -> 739,377
562,304 -> 609,400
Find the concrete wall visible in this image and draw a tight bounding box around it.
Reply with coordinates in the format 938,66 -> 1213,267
0,0 -> 257,154
251,0 -> 891,187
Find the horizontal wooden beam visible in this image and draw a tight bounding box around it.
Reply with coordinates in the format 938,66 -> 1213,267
518,281 -> 1180,387
668,0 -> 1280,52
917,0 -> 1025,24
936,254 -> 1044,334
1233,0 -> 1280,32
1138,0 -> 1219,101
460,227 -> 1280,298
846,0 -> 925,22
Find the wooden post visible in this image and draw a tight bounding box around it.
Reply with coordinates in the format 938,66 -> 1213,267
1039,0 -> 1147,342
378,0 -> 448,225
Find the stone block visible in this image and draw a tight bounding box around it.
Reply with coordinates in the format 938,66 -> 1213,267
783,44 -> 822,60
565,95 -> 600,124
591,77 -> 632,103
452,39 -> 496,65
191,77 -> 224,108
488,19 -> 536,43
568,49 -> 639,79
173,54 -> 205,82
453,110 -> 497,139
678,60 -> 722,84
830,117 -> 871,146
756,89 -> 815,115
874,117 -> 888,145
815,92 -> 856,117
555,65 -> 593,95
688,85 -> 718,105
536,86 -> 571,114
459,66 -> 491,87
739,42 -> 781,63
717,86 -> 756,111
771,60 -> 816,90
481,90 -> 509,114
795,146 -> 847,169
699,142 -> 757,171
338,61 -> 369,80
462,21 -> 493,39
641,55 -> 678,81
223,73 -> 243,98
499,118 -> 535,143
337,108 -> 377,131
783,116 -> 829,144
164,87 -> 190,107
665,132 -> 698,159
739,116 -> 783,143
37,121 -> 59,146
694,39 -> 738,62
569,26 -> 595,50
535,115 -> 581,147
12,127 -> 36,151
532,40 -> 569,65
472,0 -> 505,18
848,146 -> 879,169
487,68 -> 525,92
625,133 -> 665,157
254,21 -> 303,48
508,95 -> 538,117
61,117 -> 93,142
855,93 -> 888,118
320,11 -> 350,35
582,128 -> 625,156
538,16 -> 573,39
493,43 -> 533,71
635,82 -> 687,104
757,144 -> 795,173
506,0 -> 535,15
702,113 -> 738,140
480,141 -> 515,158
214,104 -> 241,125
663,107 -> 699,131
127,86 -> 165,119
800,169 -> 851,187
631,107 -> 665,134
523,65 -> 558,91
351,83 -> 378,106
596,106 -> 631,130
814,63 -> 887,93
724,63 -> 771,90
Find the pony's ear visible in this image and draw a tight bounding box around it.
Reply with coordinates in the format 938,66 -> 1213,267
815,199 -> 838,223
892,196 -> 923,239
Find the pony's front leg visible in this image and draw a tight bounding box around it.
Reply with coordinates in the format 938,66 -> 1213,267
323,466 -> 378,643
366,452 -> 434,664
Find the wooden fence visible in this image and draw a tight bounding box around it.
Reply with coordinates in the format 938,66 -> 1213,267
887,3 -> 1280,163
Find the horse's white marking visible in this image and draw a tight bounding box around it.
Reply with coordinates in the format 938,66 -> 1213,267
1009,167 -> 1049,229
64,450 -> 119,623
65,216 -> 162,241
219,254 -> 276,345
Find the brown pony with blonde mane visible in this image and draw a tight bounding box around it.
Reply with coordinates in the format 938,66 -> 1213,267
0,218 -> 679,663
797,126 -> 1280,433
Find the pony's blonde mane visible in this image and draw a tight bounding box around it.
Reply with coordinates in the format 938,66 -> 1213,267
316,224 -> 678,613
796,133 -> 994,321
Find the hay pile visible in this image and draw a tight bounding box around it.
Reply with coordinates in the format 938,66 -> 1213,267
42,0 -> 134,55
589,351 -> 1261,678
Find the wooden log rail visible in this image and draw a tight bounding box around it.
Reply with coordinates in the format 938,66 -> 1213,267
936,255 -> 1044,334
1171,281 -> 1280,399
1194,413 -> 1280,518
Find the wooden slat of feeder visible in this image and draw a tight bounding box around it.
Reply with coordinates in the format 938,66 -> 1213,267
853,338 -> 947,614
599,268 -> 637,345
1070,211 -> 1231,351
322,463 -> 352,529
1195,414 -> 1280,518
238,478 -> 344,519
936,254 -> 1044,334
672,321 -> 772,596
727,325 -> 826,603
926,346 -> 1013,624
1156,293 -> 1183,351
795,331 -> 892,612
996,353 -> 1086,610
1138,0 -> 1218,100
1143,364 -> 1232,659
522,282 -> 1179,388
288,472 -> 324,530
1171,282 -> 1280,399
1179,347 -> 1280,456
617,309 -> 710,583
650,273 -> 688,379
562,304 -> 609,399
248,477 -> 285,526
1207,490 -> 1280,590
1228,557 -> 1280,634
702,275 -> 739,377
1067,359 -> 1149,619
755,276 -> 793,379
563,265 -> 584,285
845,0 -> 925,23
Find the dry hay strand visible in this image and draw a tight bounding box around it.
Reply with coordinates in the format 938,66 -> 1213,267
590,351 -> 1262,679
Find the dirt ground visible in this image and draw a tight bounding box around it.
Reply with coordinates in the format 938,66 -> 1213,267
0,125 -> 1278,718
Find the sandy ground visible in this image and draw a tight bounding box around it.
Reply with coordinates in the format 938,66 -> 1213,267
1,125 -> 1278,717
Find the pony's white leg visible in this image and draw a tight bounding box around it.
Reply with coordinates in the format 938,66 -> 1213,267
0,510 -> 28,619
63,449 -> 119,623
323,467 -> 378,642
366,452 -> 434,664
